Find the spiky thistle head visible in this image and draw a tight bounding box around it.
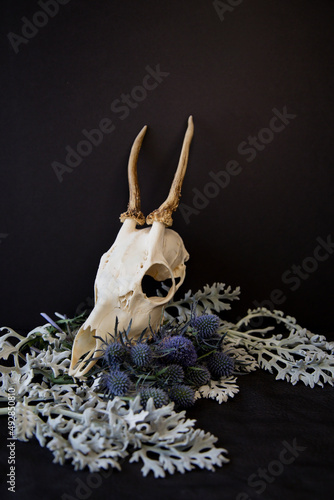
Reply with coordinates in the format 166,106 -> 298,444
130,343 -> 152,368
168,384 -> 195,408
158,364 -> 184,384
207,352 -> 235,379
100,369 -> 130,397
159,335 -> 197,367
140,388 -> 169,409
102,341 -> 127,367
193,314 -> 220,338
185,365 -> 211,387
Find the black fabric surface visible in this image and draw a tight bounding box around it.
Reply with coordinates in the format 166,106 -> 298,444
1,369 -> 333,500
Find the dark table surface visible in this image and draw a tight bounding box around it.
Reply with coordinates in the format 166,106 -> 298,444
1,367 -> 333,500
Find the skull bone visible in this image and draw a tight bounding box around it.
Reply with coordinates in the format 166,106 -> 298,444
69,117 -> 193,377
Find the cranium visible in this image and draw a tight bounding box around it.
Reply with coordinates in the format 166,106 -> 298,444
69,116 -> 194,377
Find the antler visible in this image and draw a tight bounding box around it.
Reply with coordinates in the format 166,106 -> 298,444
146,115 -> 194,227
120,125 -> 147,225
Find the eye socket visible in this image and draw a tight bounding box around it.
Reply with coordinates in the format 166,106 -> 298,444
141,275 -> 172,298
141,263 -> 178,302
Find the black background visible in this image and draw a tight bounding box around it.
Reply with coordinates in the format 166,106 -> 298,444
0,1 -> 333,499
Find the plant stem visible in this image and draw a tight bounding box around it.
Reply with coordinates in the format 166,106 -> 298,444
235,311 -> 301,331
227,329 -> 273,343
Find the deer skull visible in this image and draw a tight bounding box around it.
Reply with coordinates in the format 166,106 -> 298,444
69,116 -> 194,377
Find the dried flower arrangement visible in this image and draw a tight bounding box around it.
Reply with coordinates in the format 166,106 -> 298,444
1,283 -> 333,478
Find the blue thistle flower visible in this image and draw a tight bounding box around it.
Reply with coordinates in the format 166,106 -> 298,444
159,364 -> 184,384
130,343 -> 152,368
101,369 -> 130,397
185,365 -> 211,387
103,341 -> 127,367
168,384 -> 195,408
207,352 -> 235,379
140,388 -> 169,409
159,335 -> 197,367
193,314 -> 220,338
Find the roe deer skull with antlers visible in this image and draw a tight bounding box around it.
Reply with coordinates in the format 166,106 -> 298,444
69,116 -> 194,377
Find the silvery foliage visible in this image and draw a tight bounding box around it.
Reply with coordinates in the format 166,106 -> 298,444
164,282 -> 241,322
0,324 -> 228,477
228,307 -> 334,388
195,377 -> 240,404
1,283 -> 334,475
166,284 -> 334,389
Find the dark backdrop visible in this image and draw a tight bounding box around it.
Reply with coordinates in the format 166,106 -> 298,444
0,3 -> 333,499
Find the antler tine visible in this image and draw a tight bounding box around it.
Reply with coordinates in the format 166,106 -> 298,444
146,116 -> 194,227
120,125 -> 147,225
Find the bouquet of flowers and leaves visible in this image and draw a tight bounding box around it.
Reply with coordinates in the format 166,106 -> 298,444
1,283 -> 333,478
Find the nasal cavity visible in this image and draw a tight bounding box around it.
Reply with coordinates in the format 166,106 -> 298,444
141,263 -> 175,299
